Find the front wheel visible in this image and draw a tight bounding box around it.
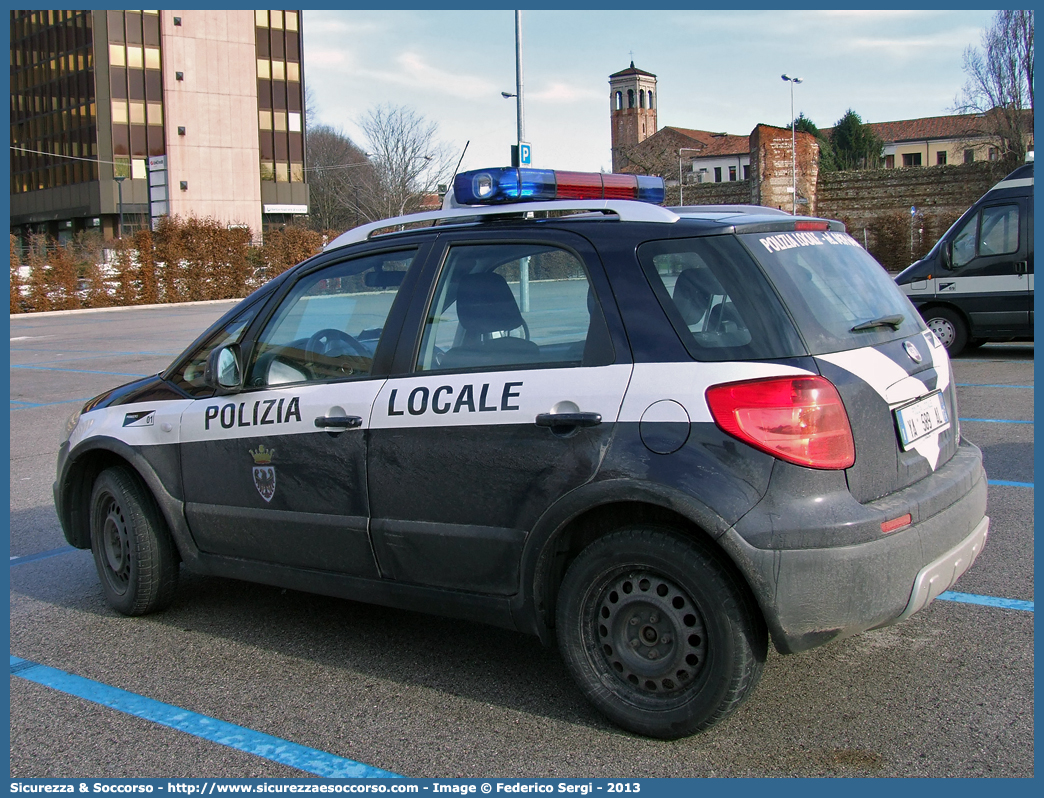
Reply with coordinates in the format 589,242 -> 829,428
90,467 -> 179,615
923,307 -> 968,356
555,527 -> 766,739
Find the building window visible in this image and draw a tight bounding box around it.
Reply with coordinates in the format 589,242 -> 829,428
647,91 -> 653,110
728,166 -> 736,181
615,91 -> 622,111
742,164 -> 749,180
964,149 -> 975,164
936,151 -> 947,165
639,89 -> 645,108
714,167 -> 722,182
902,152 -> 922,167
885,154 -> 895,169
627,89 -> 634,109
988,147 -> 998,161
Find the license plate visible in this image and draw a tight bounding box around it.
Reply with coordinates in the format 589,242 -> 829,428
895,392 -> 950,449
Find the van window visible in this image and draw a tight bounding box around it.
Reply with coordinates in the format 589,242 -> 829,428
953,203 -> 1020,267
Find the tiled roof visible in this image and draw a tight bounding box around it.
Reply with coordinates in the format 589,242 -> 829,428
666,127 -> 750,157
609,61 -> 657,79
823,114 -> 993,143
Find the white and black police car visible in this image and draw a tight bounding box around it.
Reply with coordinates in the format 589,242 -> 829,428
56,166 -> 989,739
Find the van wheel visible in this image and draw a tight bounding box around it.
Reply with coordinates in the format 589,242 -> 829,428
555,527 -> 766,739
923,307 -> 968,356
90,467 -> 179,616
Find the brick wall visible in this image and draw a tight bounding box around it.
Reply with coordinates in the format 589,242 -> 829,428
666,180 -> 751,206
750,125 -> 819,214
816,161 -> 1009,270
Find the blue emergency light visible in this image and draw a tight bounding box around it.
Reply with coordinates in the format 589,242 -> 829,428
453,167 -> 665,205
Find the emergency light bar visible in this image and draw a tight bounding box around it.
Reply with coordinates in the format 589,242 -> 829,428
454,167 -> 665,205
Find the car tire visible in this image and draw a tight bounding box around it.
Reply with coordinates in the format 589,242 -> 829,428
90,466 -> 179,616
555,526 -> 766,739
923,307 -> 968,356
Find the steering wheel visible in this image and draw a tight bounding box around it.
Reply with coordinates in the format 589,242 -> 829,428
305,328 -> 371,361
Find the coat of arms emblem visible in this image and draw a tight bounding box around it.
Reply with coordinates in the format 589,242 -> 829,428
250,445 -> 276,502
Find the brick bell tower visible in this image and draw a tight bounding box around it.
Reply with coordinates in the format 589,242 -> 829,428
609,61 -> 658,172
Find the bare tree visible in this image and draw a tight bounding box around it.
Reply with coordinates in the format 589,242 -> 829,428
358,104 -> 454,220
305,124 -> 374,232
954,10 -> 1034,163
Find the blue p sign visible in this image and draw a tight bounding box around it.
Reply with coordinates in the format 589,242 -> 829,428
520,144 -> 532,165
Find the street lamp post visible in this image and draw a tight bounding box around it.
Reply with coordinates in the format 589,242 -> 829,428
678,147 -> 702,206
781,74 -> 803,215
501,11 -> 525,166
113,175 -> 126,238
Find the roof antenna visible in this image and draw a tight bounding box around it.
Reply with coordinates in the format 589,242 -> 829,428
442,140 -> 470,209
450,140 -> 469,186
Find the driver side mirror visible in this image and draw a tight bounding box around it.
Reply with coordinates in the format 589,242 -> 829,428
204,344 -> 243,393
940,240 -> 953,270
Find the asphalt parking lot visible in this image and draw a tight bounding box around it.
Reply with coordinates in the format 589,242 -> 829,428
9,302 -> 1034,778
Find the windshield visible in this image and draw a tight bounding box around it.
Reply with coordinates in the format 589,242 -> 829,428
739,230 -> 923,354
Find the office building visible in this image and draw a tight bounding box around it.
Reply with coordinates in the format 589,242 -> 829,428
10,9 -> 309,243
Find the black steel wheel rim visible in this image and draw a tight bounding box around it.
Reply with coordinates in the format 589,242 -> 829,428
97,493 -> 131,593
591,569 -> 708,696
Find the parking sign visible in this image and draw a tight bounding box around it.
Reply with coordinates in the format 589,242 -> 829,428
520,144 -> 531,165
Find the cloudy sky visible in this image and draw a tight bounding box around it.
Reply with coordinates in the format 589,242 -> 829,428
302,9 -> 995,175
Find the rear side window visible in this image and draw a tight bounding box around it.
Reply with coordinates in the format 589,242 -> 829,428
415,242 -> 614,372
739,230 -> 923,354
637,236 -> 804,361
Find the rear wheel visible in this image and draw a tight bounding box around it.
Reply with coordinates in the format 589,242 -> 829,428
923,307 -> 968,356
90,467 -> 179,615
555,527 -> 766,739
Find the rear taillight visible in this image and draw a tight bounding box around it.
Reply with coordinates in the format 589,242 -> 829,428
706,375 -> 855,469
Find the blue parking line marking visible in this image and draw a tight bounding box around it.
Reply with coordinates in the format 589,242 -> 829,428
936,592 -> 1034,612
9,656 -> 402,778
10,546 -> 76,566
959,417 -> 1033,424
10,397 -> 91,410
956,383 -> 1034,389
10,365 -> 147,378
988,479 -> 1034,488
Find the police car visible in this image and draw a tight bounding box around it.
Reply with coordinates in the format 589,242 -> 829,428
55,166 -> 989,739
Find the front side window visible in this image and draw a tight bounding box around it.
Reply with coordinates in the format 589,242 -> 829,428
952,213 -> 978,268
247,249 -> 416,387
979,204 -> 1019,256
416,243 -> 613,372
168,298 -> 264,397
951,203 -> 1019,268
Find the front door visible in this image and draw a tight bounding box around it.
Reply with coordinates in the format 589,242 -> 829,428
946,197 -> 1031,335
366,234 -> 632,595
179,246 -> 421,576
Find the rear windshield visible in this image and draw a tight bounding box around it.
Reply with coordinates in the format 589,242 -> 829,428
637,236 -> 805,361
738,231 -> 923,354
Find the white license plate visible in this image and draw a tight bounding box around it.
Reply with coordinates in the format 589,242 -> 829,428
895,392 -> 950,449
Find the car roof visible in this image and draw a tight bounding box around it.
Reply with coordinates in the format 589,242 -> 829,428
324,200 -> 835,253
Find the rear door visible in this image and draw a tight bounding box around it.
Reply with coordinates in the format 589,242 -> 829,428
366,230 -> 632,595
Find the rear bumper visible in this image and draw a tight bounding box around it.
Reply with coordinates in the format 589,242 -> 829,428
719,439 -> 988,654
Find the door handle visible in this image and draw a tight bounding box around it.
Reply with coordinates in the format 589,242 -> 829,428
1015,261 -> 1027,275
314,415 -> 363,429
535,411 -> 602,428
